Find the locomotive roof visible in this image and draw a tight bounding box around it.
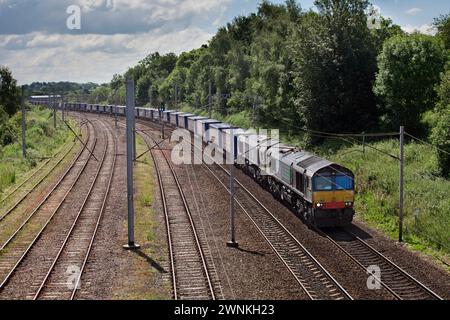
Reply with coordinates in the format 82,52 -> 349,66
278,151 -> 337,175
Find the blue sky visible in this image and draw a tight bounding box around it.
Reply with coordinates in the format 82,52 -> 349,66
0,0 -> 448,84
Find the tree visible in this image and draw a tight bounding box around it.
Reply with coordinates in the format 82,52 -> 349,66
90,85 -> 111,104
290,0 -> 378,139
374,34 -> 447,135
430,63 -> 450,176
136,75 -> 152,106
434,13 -> 450,50
371,17 -> 404,53
0,66 -> 20,116
431,107 -> 450,177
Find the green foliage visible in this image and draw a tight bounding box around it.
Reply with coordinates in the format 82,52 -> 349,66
0,66 -> 20,116
371,17 -> 405,53
326,140 -> 449,254
374,34 -> 447,135
124,52 -> 178,106
430,64 -> 450,176
24,81 -> 99,96
434,13 -> 450,49
90,85 -> 111,104
0,106 -> 73,194
290,0 -> 378,139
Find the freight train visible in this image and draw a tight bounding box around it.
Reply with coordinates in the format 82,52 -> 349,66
53,103 -> 355,227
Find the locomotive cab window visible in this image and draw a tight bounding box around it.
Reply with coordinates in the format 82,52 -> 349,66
335,175 -> 354,190
314,175 -> 333,191
314,174 -> 354,191
296,172 -> 305,192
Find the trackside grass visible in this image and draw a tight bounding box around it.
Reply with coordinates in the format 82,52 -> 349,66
326,140 -> 449,267
116,135 -> 171,299
179,105 -> 449,269
0,105 -> 74,197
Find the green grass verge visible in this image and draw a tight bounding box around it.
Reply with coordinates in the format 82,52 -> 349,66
116,135 -> 171,300
180,105 -> 449,269
0,105 -> 74,197
323,139 -> 449,268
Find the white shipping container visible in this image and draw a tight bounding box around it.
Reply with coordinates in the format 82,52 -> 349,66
222,128 -> 247,159
179,113 -> 194,129
197,119 -> 220,142
188,116 -> 207,134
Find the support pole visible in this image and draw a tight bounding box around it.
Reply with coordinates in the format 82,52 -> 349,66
227,130 -> 238,248
161,107 -> 165,140
174,84 -> 178,109
123,77 -> 140,250
149,85 -> 153,107
61,94 -> 65,122
21,86 -> 26,159
52,94 -> 56,129
399,126 -> 405,243
362,133 -> 366,155
208,80 -> 212,119
133,116 -> 136,161
252,98 -> 256,128
114,91 -> 118,131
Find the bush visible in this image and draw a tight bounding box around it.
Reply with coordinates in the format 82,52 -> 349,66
430,107 -> 450,176
374,34 -> 447,135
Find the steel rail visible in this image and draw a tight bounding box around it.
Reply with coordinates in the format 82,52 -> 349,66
33,120 -> 111,300
135,118 -> 352,300
70,120 -> 117,300
0,141 -> 77,223
0,140 -> 71,206
139,128 -> 216,300
318,227 -> 443,300
0,120 -> 97,290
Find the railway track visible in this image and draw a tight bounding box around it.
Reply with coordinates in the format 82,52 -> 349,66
0,119 -> 96,293
137,128 -> 219,300
0,139 -> 77,220
320,228 -> 443,300
0,140 -> 78,223
134,119 -> 351,300
32,119 -> 117,300
202,162 -> 352,300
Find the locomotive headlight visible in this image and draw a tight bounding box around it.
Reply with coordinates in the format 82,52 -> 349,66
345,202 -> 353,207
316,203 -> 324,208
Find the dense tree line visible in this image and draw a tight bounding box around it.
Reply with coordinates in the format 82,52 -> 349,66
24,81 -> 100,96
2,1 -> 449,175
105,0 -> 449,174
108,0 -> 409,136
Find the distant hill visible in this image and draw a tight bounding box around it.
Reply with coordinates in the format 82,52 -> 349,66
23,81 -> 101,95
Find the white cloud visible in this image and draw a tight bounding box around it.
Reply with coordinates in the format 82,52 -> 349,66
406,8 -> 422,16
0,0 -> 234,84
0,27 -> 214,84
0,0 -> 232,34
401,23 -> 436,35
